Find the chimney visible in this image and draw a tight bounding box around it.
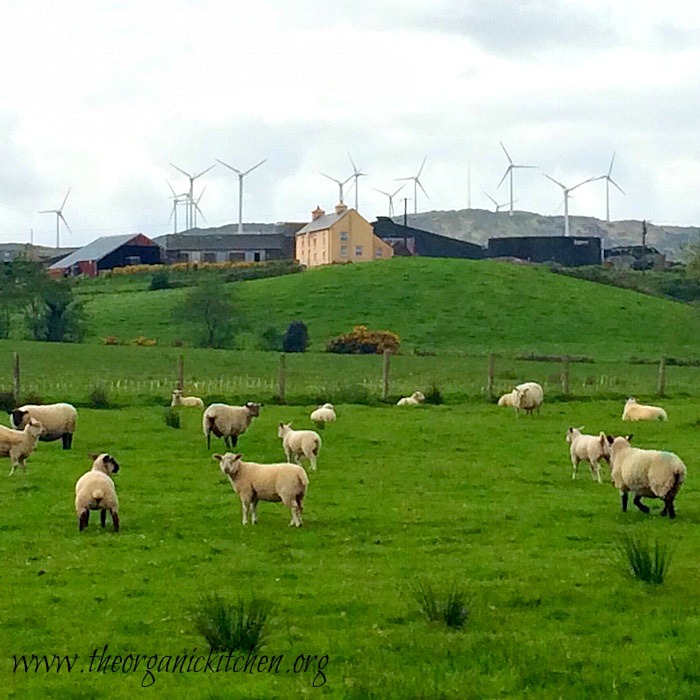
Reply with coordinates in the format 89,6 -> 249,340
335,202 -> 348,215
311,205 -> 325,221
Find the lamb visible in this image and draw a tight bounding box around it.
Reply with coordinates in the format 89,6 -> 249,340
565,427 -> 611,483
310,403 -> 336,430
500,382 -> 544,415
606,435 -> 686,518
75,453 -> 121,532
0,419 -> 44,476
622,396 -> 668,422
497,392 -> 515,408
202,402 -> 261,450
397,391 -> 426,407
277,422 -> 322,471
171,389 -> 204,408
214,452 -> 309,527
10,403 -> 77,449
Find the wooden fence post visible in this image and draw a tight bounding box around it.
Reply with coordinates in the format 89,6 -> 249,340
657,356 -> 666,397
487,353 -> 495,399
561,355 -> 570,397
13,352 -> 20,405
177,355 -> 184,392
278,353 -> 287,404
382,349 -> 391,401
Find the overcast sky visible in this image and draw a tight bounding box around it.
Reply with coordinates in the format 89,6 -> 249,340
2,0 -> 700,247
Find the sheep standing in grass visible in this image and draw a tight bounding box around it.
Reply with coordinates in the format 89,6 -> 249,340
497,392 -> 515,408
310,403 -> 336,430
214,452 -> 309,527
499,383 -> 544,415
278,422 -> 322,471
10,403 -> 77,449
202,402 -> 261,449
607,435 -> 686,518
566,427 -> 611,483
75,453 -> 120,532
397,391 -> 426,407
622,397 -> 668,422
0,419 -> 44,476
171,389 -> 204,408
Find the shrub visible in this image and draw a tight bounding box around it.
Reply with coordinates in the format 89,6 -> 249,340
260,326 -> 284,352
164,408 -> 181,429
326,325 -> 400,355
412,580 -> 470,630
423,383 -> 443,405
0,390 -> 16,413
283,321 -> 309,353
149,269 -> 171,290
620,537 -> 674,584
193,594 -> 273,653
88,385 -> 112,409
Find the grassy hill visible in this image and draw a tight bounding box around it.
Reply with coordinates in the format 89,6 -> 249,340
81,258 -> 699,360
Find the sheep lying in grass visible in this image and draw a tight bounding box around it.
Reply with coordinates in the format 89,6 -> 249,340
566,427 -> 611,483
75,453 -> 121,532
0,419 -> 44,476
277,422 -> 322,471
214,452 -> 309,527
397,391 -> 426,406
10,403 -> 77,449
622,397 -> 668,422
310,403 -> 336,430
607,435 -> 686,518
171,389 -> 204,408
203,402 -> 261,449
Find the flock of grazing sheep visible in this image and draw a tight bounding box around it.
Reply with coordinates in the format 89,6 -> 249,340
1,384 -> 688,531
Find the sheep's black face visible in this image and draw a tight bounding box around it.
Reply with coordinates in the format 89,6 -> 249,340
10,410 -> 28,429
246,402 -> 261,417
104,454 -> 120,474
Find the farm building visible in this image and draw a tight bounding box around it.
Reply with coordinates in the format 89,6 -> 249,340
487,236 -> 602,266
373,217 -> 484,259
604,245 -> 666,270
48,233 -> 161,277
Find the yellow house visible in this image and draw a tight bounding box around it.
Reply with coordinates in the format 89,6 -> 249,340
295,203 -> 394,268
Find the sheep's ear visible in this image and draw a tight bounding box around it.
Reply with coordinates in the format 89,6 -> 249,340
88,452 -> 99,461
212,454 -> 223,462
606,435 -> 614,445
232,453 -> 243,461
626,434 -> 634,442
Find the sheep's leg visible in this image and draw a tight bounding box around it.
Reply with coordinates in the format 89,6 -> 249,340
206,431 -> 211,450
571,457 -> 578,480
621,491 -> 628,512
310,452 -> 317,471
240,498 -> 249,525
100,510 -> 107,528
250,500 -> 258,525
62,433 -> 72,450
111,510 -> 120,532
289,505 -> 302,527
632,495 -> 650,514
79,510 -> 90,530
589,460 -> 602,484
661,496 -> 676,519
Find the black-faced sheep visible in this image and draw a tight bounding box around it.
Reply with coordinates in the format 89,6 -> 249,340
10,403 -> 77,449
75,453 -> 121,532
203,402 -> 261,450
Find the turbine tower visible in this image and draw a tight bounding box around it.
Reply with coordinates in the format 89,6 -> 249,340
217,158 -> 267,233
169,162 -> 216,231
167,181 -> 189,234
497,142 -> 537,216
321,172 -> 352,204
543,174 -> 601,237
39,188 -> 72,249
484,192 -> 511,213
374,183 -> 406,217
599,152 -> 625,222
347,151 -> 367,211
396,157 -> 429,214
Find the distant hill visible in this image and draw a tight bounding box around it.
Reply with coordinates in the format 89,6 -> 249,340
394,209 -> 700,262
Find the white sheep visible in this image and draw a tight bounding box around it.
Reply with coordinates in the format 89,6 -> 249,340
203,402 -> 261,450
277,422 -> 322,471
566,427 -> 611,483
310,403 -> 336,430
75,453 -> 121,532
622,397 -> 668,422
607,435 -> 686,518
397,391 -> 426,407
171,389 -> 204,408
509,382 -> 544,416
10,403 -> 77,449
214,452 -> 309,527
497,392 -> 516,408
0,419 -> 44,476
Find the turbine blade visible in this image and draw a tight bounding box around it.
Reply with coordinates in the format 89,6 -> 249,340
416,156 -> 427,178
321,173 -> 340,184
166,179 -> 177,197
194,202 -> 206,222
347,151 -> 358,173
513,165 -> 538,169
395,176 -> 413,182
60,188 -> 71,211
484,192 -> 498,206
193,163 -> 217,179
391,183 -> 406,197
196,185 -> 207,203
570,175 -> 602,191
38,209 -> 56,214
170,163 -> 191,178
608,151 -> 616,176
216,159 -> 241,175
499,141 -> 513,164
543,173 -> 566,189
59,213 -> 72,235
497,167 -> 511,188
417,180 -> 429,198
374,188 -> 390,197
609,178 -> 625,195
168,203 -> 176,222
242,158 -> 267,176
342,174 -> 353,185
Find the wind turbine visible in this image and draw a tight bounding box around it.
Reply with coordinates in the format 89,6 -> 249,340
599,152 -> 625,222
484,192 -> 512,213
321,172 -> 352,204
39,188 -> 72,249
374,183 -> 406,217
543,174 -> 601,237
169,162 -> 216,231
192,187 -> 207,228
166,181 -> 189,234
396,157 -> 429,214
497,142 -> 537,216
217,158 -> 267,233
347,151 -> 367,211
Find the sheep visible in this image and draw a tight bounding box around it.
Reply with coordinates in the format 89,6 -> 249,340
497,392 -> 516,408
0,419 -> 44,476
202,402 -> 261,450
10,403 -> 77,449
214,452 -> 309,527
170,389 -> 204,408
509,382 -> 544,416
565,427 -> 611,483
397,391 -> 426,407
75,453 -> 121,532
606,435 -> 686,518
310,403 -> 336,430
277,422 -> 322,471
622,396 -> 668,422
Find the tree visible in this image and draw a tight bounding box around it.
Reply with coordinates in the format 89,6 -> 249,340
25,278 -> 86,342
283,321 -> 309,353
686,241 -> 700,280
173,279 -> 237,348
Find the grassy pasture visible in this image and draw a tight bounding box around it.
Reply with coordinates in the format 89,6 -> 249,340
1,399 -> 699,698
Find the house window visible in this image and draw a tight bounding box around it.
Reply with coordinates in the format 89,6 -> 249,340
202,252 -> 217,263
229,252 -> 245,261
340,231 -> 348,242
375,247 -> 383,258
355,245 -> 363,257
125,255 -> 141,265
340,244 -> 348,257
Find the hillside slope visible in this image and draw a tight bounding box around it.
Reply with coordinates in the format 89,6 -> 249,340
83,258 -> 699,359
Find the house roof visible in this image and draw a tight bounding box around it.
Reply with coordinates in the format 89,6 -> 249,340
49,234 -> 150,270
156,233 -> 287,251
296,209 -> 349,235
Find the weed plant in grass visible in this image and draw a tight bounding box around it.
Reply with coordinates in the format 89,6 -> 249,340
621,536 -> 674,584
412,580 -> 469,629
164,407 -> 181,429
